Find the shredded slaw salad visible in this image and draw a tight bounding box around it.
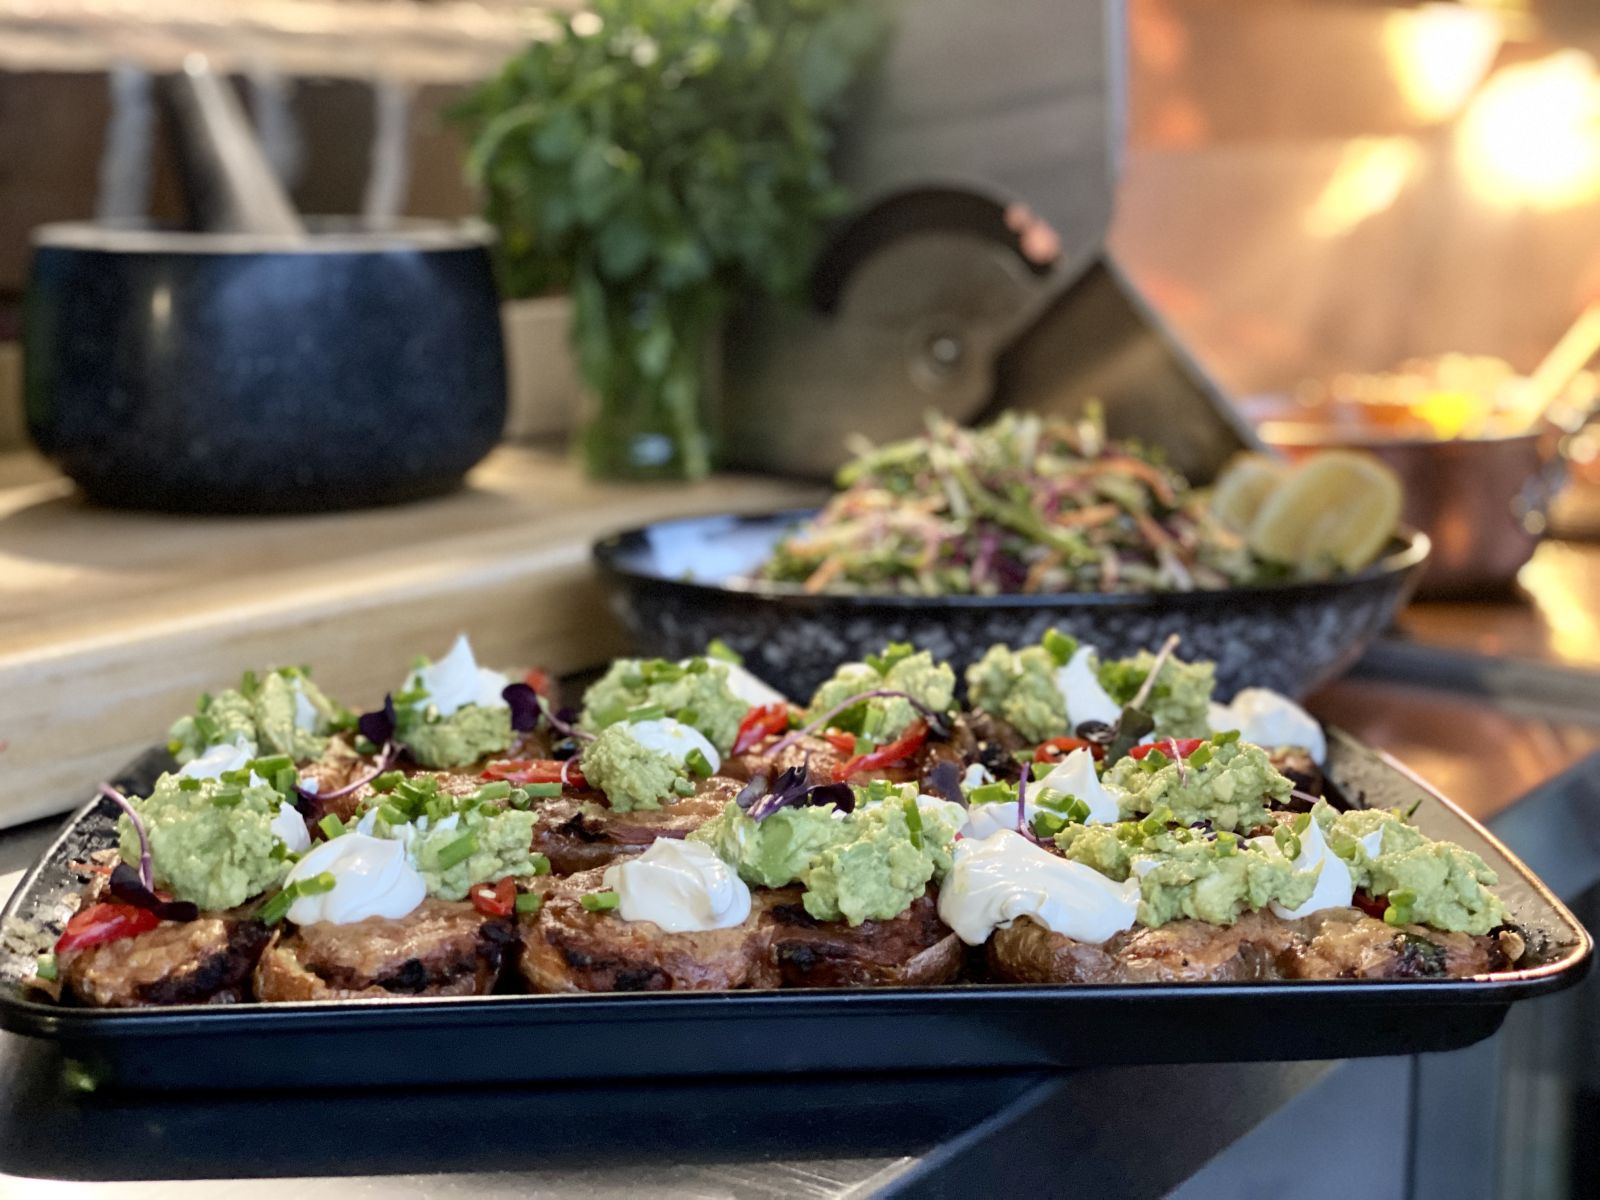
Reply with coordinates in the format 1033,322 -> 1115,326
758,411 -> 1265,595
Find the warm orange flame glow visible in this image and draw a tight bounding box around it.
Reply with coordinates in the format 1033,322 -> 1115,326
1304,137 -> 1420,239
1458,51 -> 1600,210
1384,3 -> 1501,123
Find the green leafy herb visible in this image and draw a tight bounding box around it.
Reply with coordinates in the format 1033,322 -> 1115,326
456,0 -> 884,480
581,891 -> 621,913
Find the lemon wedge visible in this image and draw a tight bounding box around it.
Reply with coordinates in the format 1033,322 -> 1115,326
1246,451 -> 1402,572
1210,453 -> 1291,532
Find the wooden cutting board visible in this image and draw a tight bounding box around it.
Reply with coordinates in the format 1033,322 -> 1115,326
0,447 -> 819,828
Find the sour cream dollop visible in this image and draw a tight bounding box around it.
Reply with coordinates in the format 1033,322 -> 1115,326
1209,688 -> 1326,765
408,634 -> 511,718
698,659 -> 787,709
270,803 -> 312,855
1251,819 -> 1353,920
292,684 -> 321,733
1033,747 -> 1121,825
178,737 -> 258,783
628,717 -> 722,774
284,833 -> 427,925
938,829 -> 1141,946
1055,645 -> 1120,727
602,839 -> 752,933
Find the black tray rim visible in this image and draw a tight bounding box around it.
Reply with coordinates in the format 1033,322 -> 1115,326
0,735 -> 1590,1044
590,507 -> 1433,611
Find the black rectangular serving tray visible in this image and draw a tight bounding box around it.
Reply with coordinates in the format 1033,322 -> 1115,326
0,730 -> 1589,1091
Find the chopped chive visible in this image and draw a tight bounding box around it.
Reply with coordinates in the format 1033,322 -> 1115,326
685,749 -> 713,779
902,793 -> 924,849
1273,825 -> 1302,861
1032,812 -> 1068,839
515,892 -> 542,915
251,754 -> 293,778
580,891 -> 620,912
523,782 -> 561,798
1187,743 -> 1213,768
1212,729 -> 1241,745
705,637 -> 742,664
259,890 -> 294,925
372,771 -> 405,793
35,954 -> 57,982
178,777 -> 202,792
624,704 -> 667,722
219,768 -> 252,785
318,814 -> 345,840
436,832 -> 479,869
473,780 -> 512,803
274,767 -> 299,795
674,707 -> 700,728
1042,627 -> 1076,666
530,853 -> 552,876
376,803 -> 406,827
211,787 -> 243,809
298,872 -> 337,896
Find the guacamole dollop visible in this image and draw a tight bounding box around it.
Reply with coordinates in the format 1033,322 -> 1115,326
965,643 -> 1069,743
1097,650 -> 1215,737
398,704 -> 514,769
404,806 -> 544,901
118,773 -> 292,911
1055,821 -> 1314,927
580,657 -> 750,754
581,722 -> 695,813
806,644 -> 956,741
168,668 -> 344,764
691,785 -> 963,925
1102,734 -> 1289,832
690,802 -> 846,888
1321,806 -> 1503,934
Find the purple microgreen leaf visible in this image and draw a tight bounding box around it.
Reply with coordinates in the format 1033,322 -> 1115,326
298,741 -> 401,810
734,774 -> 769,810
926,760 -> 966,808
108,862 -> 199,923
746,765 -> 812,820
546,704 -> 593,742
765,689 -> 950,760
806,782 -> 856,814
502,683 -> 542,733
99,783 -> 153,892
357,695 -> 398,747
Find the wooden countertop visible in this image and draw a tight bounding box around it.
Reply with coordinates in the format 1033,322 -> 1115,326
0,447 -> 819,827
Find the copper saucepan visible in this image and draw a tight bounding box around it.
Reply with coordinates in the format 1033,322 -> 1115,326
1261,421 -> 1565,598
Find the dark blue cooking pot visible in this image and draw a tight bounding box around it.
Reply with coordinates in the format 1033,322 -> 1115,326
24,219 -> 506,513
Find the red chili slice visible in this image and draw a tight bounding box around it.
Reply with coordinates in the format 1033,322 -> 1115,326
732,704 -> 790,755
834,720 -> 929,782
55,902 -> 160,953
1352,889 -> 1389,920
470,877 -> 518,918
823,729 -> 857,755
1128,738 -> 1205,760
482,759 -> 586,788
1034,736 -> 1097,763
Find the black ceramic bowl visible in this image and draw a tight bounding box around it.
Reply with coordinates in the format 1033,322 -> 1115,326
593,510 -> 1431,700
24,219 -> 506,513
